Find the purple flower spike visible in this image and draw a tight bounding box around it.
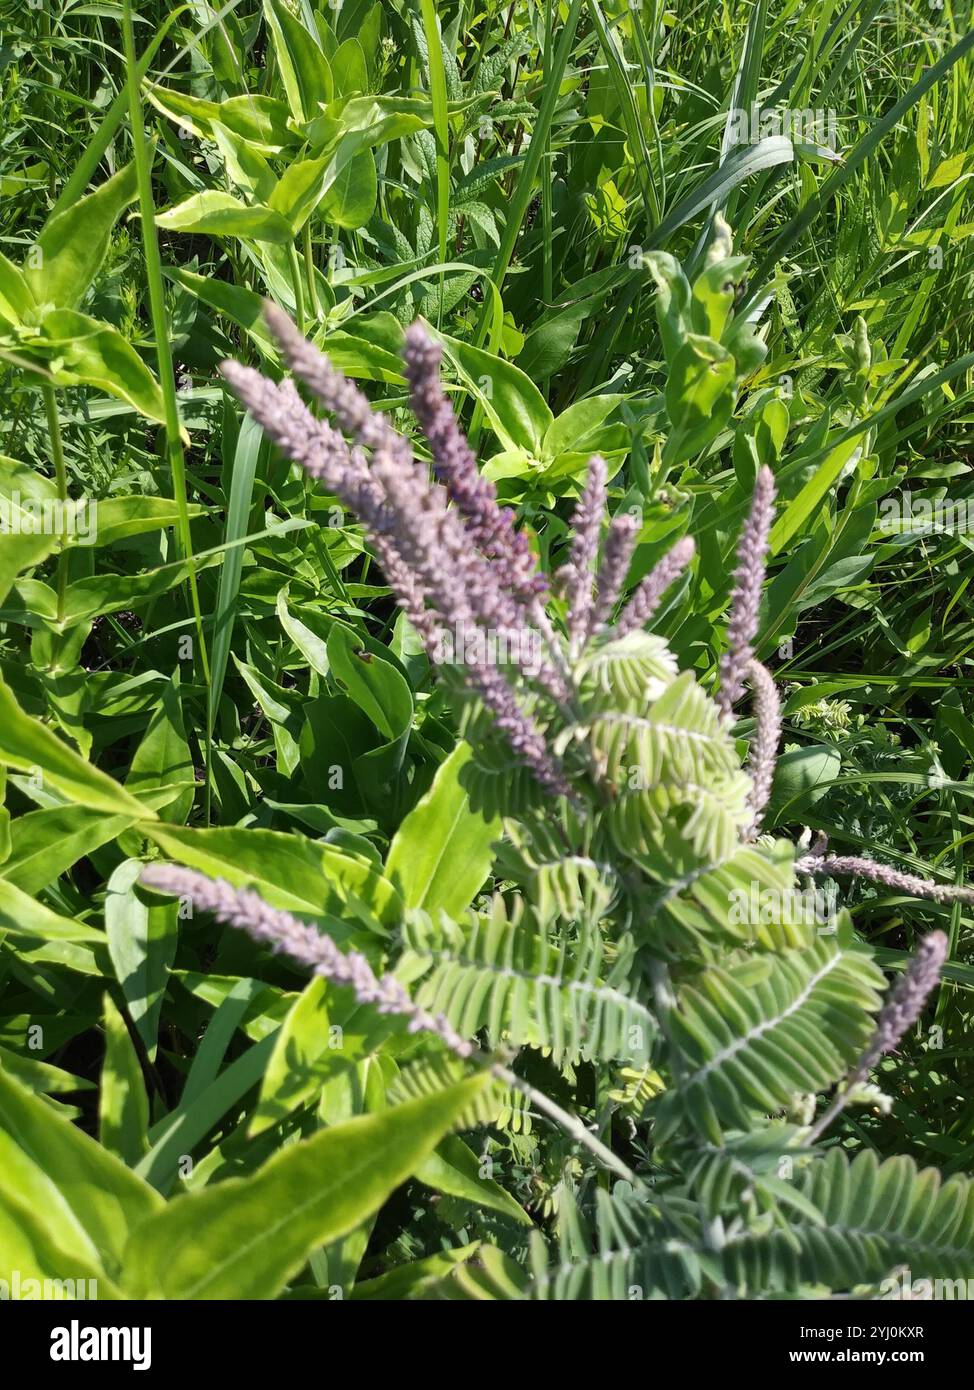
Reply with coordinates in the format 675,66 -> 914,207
402,321 -> 546,602
590,512 -> 639,637
717,466 -> 776,721
219,362 -> 371,501
222,309 -> 572,798
808,931 -> 948,1142
614,535 -> 695,638
565,456 -> 608,650
794,853 -> 974,904
263,300 -> 411,467
860,930 -> 948,1072
744,658 -> 781,839
140,863 -> 476,1058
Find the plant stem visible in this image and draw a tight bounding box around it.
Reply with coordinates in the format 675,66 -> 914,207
493,1063 -> 635,1182
52,5 -> 189,218
43,383 -> 69,624
474,0 -> 584,348
419,0 -> 449,325
302,222 -> 320,321
288,242 -> 305,333
540,0 -> 554,397
120,0 -> 211,688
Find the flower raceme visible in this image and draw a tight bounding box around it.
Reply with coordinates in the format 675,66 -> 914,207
132,305 -> 974,1201
139,863 -> 475,1059
222,307 -> 700,791
219,304 -> 971,907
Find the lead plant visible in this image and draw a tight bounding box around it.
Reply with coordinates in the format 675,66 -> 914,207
143,248 -> 974,1297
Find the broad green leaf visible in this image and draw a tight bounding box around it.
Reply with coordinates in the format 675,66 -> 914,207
156,191 -> 294,244
0,875 -> 105,946
327,622 -> 412,743
276,592 -> 331,677
64,495 -> 207,549
145,85 -> 296,154
0,1066 -> 162,1278
0,249 -> 34,324
0,767 -> 8,865
542,395 -> 624,462
126,680 -> 195,824
434,328 -> 553,454
643,251 -> 692,363
99,994 -> 149,1167
517,300 -> 590,380
331,37 -> 368,97
267,154 -> 337,234
0,531 -> 56,607
321,148 -> 377,229
304,94 -> 433,152
211,124 -> 277,203
0,675 -> 151,818
105,859 -> 179,1062
249,979 -> 392,1137
415,1135 -> 532,1226
0,1045 -> 94,1097
24,161 -> 137,310
165,265 -> 275,353
59,548 -> 222,627
327,625 -> 413,819
214,95 -> 301,151
691,256 -> 750,340
663,334 -> 736,464
121,1073 -> 491,1298
316,328 -> 404,382
768,744 -> 842,820
249,978 -> 333,1137
386,742 -> 498,917
263,0 -> 333,123
143,822 -> 401,929
1,805 -> 137,896
38,308 -> 167,424
0,1186 -> 120,1299
351,1242 -> 525,1299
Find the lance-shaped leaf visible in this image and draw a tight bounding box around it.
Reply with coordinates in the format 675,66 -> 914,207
144,85 -> 297,155
0,674 -> 153,818
121,1074 -> 492,1298
386,741 -> 499,919
0,250 -> 34,326
263,0 -> 333,123
37,308 -> 167,424
156,190 -> 294,245
25,161 -> 137,310
0,1066 -> 162,1280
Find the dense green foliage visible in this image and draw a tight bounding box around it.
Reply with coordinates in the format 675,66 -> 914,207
1,0 -> 974,1302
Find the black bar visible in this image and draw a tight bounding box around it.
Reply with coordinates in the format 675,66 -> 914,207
0,1296 -> 959,1375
